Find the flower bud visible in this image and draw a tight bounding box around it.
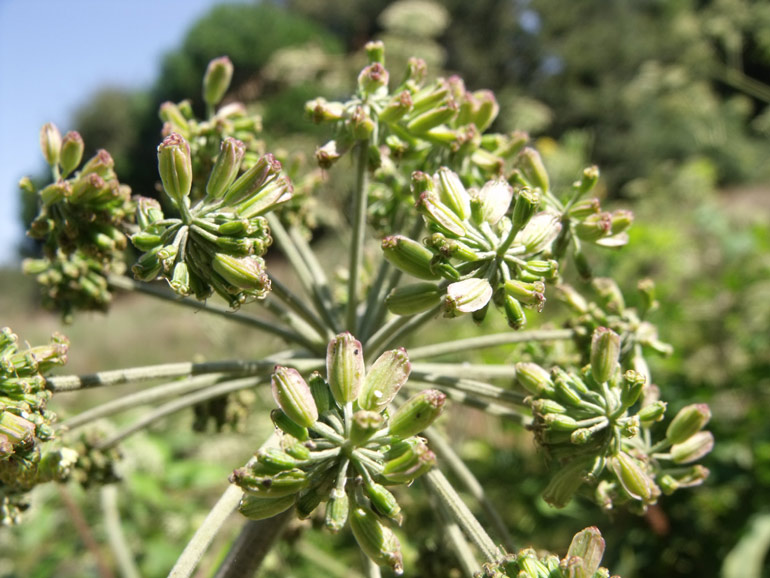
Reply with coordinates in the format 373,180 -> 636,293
469,90 -> 499,132
238,493 -> 295,520
620,370 -> 646,408
170,261 -> 190,296
40,123 -> 62,167
666,404 -> 711,445
388,389 -> 446,438
590,327 -> 621,384
670,431 -> 714,464
59,131 -> 84,178
305,98 -> 345,123
231,467 -> 308,498
157,133 -> 192,206
382,438 -> 436,484
365,40 -> 385,64
350,106 -> 375,139
325,489 -> 349,533
406,103 -> 458,134
470,179 -> 513,226
358,63 -> 389,97
610,209 -> 634,235
518,147 -> 549,192
271,366 -> 319,428
350,410 -> 385,446
326,333 -> 365,404
159,101 -> 190,134
577,165 -> 600,195
223,153 -> 282,206
381,236 -> 440,280
566,527 -> 605,578
80,149 -> 115,178
575,212 -> 612,242
316,139 -> 347,168
358,348 -> 410,413
203,56 -> 234,107
504,279 -> 546,311
517,213 -> 562,254
212,254 -> 269,293
206,137 -> 246,200
608,451 -> 655,502
132,248 -> 162,281
379,91 -> 413,123
365,482 -> 402,522
350,506 -> 404,575
256,448 -> 301,474
0,411 -> 35,449
436,167 -> 471,221
385,283 -> 442,315
271,408 -> 309,441
308,372 -> 332,415
637,401 -> 667,423
542,458 -> 590,508
504,295 -> 526,329
512,187 -> 540,233
444,278 -> 493,316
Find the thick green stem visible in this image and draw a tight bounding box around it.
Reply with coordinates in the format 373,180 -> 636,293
346,140 -> 370,331
101,485 -> 141,578
406,328 -> 575,360
423,469 -> 502,563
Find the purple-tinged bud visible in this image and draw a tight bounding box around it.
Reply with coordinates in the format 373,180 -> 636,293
136,197 -> 164,230
470,179 -> 513,226
350,506 -> 404,575
381,236 -> 440,281
238,493 -> 295,520
350,410 -> 385,446
325,489 -> 349,533
608,451 -> 656,502
610,209 -> 634,235
517,212 -> 562,254
327,332 -> 365,404
522,259 -> 559,281
386,283 -> 442,315
444,278 -> 493,317
80,149 -> 115,178
365,40 -> 386,64
223,153 -> 282,206
670,431 -> 714,464
271,366 -> 318,428
315,140 -> 347,169
436,167 -> 471,221
590,327 -> 621,384
159,101 -> 190,136
270,408 -> 309,441
577,165 -> 600,195
379,91 -> 413,123
212,254 -> 269,293
388,389 -> 446,438
59,131 -> 84,178
469,90 -> 499,132
305,98 -> 345,123
358,348 -> 410,413
405,57 -> 427,85
203,56 -> 234,107
40,123 -> 62,167
256,448 -> 300,474
358,63 -> 389,97
234,175 -> 294,219
206,137 -> 246,200
39,182 -> 68,206
518,147 -> 550,192
504,279 -> 546,312
575,212 -> 612,241
569,197 -> 601,219
157,133 -> 192,206
666,404 -> 711,445
230,467 -> 308,498
350,106 -> 375,139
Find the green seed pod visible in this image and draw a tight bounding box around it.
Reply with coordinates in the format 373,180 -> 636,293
381,236 -> 440,281
610,209 -> 634,235
295,477 -> 333,519
471,178 -> 513,226
170,261 -> 190,296
566,526 -> 606,578
577,165 -> 600,195
608,451 -> 655,502
435,167 -> 471,221
511,187 -> 540,233
40,123 -> 62,167
234,175 -> 294,219
670,431 -> 714,464
620,370 -> 646,409
283,440 -> 311,461
575,212 -> 612,242
307,372 -> 332,415
230,467 -> 308,498
388,389 -> 446,438
131,248 -> 162,282
385,283 -> 442,315
130,231 -> 163,252
326,333 -> 365,404
542,458 -> 591,508
305,98 -> 345,123
590,327 -> 621,384
358,348 -> 410,413
406,104 -> 457,134
271,408 -> 309,441
238,493 -> 295,520
350,410 -> 385,446
517,548 -> 550,578
157,133 -> 192,206
206,137 -> 246,200
349,506 -> 404,575
379,91 -> 413,123
39,182 -> 68,207
59,131 -> 84,178
544,413 -> 579,432
666,404 -> 711,445
271,366 -> 319,429
0,411 -> 35,448
416,191 -> 467,237
159,101 -> 190,134
637,401 -> 667,424
382,438 -> 436,484
325,489 -> 349,533
365,482 -> 401,521
223,153 -> 282,207
504,279 -> 546,311
212,254 -> 269,292
504,295 -> 527,329
518,147 -> 550,192
203,56 -> 234,107
518,213 -> 562,255
444,278 -> 493,317
256,448 -> 300,474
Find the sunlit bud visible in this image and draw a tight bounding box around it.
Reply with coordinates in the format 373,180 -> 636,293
305,97 -> 345,123
638,400 -> 667,423
620,370 -> 646,408
271,408 -> 309,441
542,458 -> 590,508
350,410 -> 385,445
544,413 -> 579,431
80,149 -> 115,179
325,489 -> 349,533
518,147 -> 549,192
365,40 -> 385,64
516,363 -> 556,398
416,191 -> 467,237
131,248 -> 162,281
388,389 -> 446,438
407,103 -> 457,134
504,295 -> 526,329
39,182 -> 68,206
256,448 -> 300,474
504,279 -> 546,311
203,56 -> 233,107
522,259 -> 559,281
358,63 -> 389,97
610,209 -> 634,235
238,493 -> 295,520
666,404 -> 711,445
379,91 -> 413,123
366,482 -> 402,522
170,261 -> 190,296
444,278 -> 493,316
158,133 -> 192,205
405,57 -> 427,85
436,167 -> 471,220
359,348 -> 410,413
316,139 -> 345,168
518,548 -> 550,578
212,254 -> 269,293
0,411 -> 35,448
566,527 -> 605,578
470,90 -> 499,132
575,212 -> 612,241
136,197 -> 164,230
350,106 -> 375,139
40,123 -> 62,167
205,137 -> 245,200
590,327 -> 621,384
577,165 -> 600,195
59,131 -> 84,178
382,236 -> 439,280
517,212 -> 561,254
230,467 -> 308,498
671,431 -> 714,464
608,451 -> 655,502
223,153 -> 282,206
386,283 -> 442,315
283,440 -> 311,461
350,506 -> 404,575
470,179 -> 513,225
530,399 -> 567,415
271,366 -> 319,428
569,198 -> 601,220
327,333 -> 365,404
308,372 -> 331,415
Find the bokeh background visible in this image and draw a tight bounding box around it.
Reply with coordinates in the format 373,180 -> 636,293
1,1 -> 769,576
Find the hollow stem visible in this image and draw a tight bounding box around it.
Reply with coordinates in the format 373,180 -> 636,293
101,485 -> 141,578
346,140 -> 370,331
212,512 -> 294,578
406,328 -> 575,360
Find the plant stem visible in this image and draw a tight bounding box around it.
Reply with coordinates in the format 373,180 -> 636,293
101,485 -> 141,578
365,305 -> 442,359
346,140 -> 370,332
297,540 -> 365,578
357,253 -> 395,340
411,362 -> 521,381
425,428 -> 515,551
363,554 -> 382,578
107,274 -> 317,350
96,376 -> 267,450
58,485 -> 115,578
270,275 -> 333,341
406,372 -> 525,406
260,296 -> 327,354
212,512 -> 294,578
433,494 -> 482,577
409,381 -> 527,422
406,328 -> 574,360
61,374 -> 226,430
423,469 -> 501,563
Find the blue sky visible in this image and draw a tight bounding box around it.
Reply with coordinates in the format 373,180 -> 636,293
0,0 -> 248,265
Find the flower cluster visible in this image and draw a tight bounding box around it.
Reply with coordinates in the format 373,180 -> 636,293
131,135 -> 293,306
517,327 -> 711,513
0,327 -> 76,525
479,527 -> 618,578
382,167 -> 561,327
230,333 -> 446,574
22,126 -> 132,318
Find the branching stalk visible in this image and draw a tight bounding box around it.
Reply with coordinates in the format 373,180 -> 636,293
365,305 -> 442,359
346,140 -> 370,331
270,274 -> 333,341
406,328 -> 574,360
411,362 -> 521,381
101,485 -> 141,578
